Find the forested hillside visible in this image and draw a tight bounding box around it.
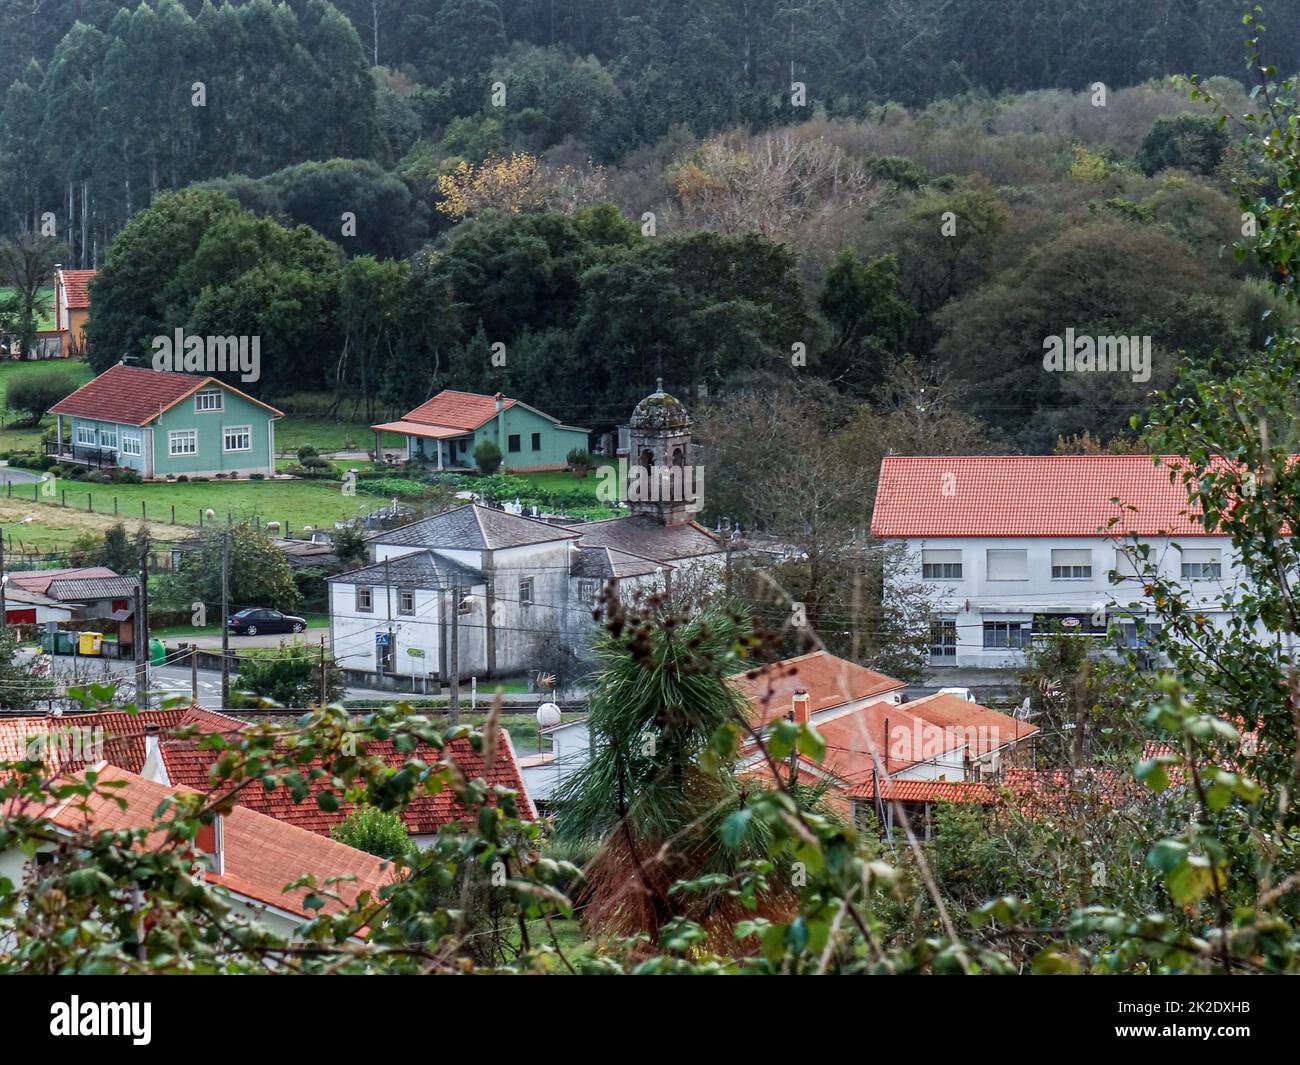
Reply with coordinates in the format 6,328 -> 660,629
1,0 -> 1295,455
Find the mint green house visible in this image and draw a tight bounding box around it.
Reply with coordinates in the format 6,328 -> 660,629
47,364 -> 282,478
372,390 -> 589,472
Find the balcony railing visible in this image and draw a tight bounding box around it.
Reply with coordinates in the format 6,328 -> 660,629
44,441 -> 118,469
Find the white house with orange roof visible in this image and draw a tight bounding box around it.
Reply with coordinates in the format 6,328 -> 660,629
54,266 -> 96,355
871,454 -> 1248,668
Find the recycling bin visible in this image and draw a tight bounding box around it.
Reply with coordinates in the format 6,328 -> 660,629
149,638 -> 166,666
77,631 -> 104,656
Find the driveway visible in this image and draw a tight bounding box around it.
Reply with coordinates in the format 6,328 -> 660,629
163,626 -> 331,651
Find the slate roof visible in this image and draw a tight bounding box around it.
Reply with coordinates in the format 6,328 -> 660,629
59,268 -> 96,309
870,454 -> 1221,538
570,544 -> 666,579
48,364 -> 282,426
368,503 -> 582,551
328,549 -> 483,589
564,515 -> 722,563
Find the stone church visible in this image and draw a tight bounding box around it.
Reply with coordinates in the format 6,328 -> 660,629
328,384 -> 726,682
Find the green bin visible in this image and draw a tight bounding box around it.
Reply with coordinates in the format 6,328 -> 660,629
55,631 -> 75,656
149,638 -> 166,666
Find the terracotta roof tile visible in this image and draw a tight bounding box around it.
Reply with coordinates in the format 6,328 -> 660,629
159,727 -> 537,835
396,390 -> 516,432
60,269 -> 95,309
33,764 -> 395,919
729,651 -> 906,727
870,454 -> 1218,538
48,365 -> 212,426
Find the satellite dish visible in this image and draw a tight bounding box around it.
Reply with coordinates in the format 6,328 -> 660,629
536,702 -> 562,729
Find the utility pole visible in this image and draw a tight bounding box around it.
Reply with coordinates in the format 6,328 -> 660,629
449,584 -> 460,724
319,636 -> 326,706
190,643 -> 198,701
384,556 -> 393,679
0,530 -> 7,640
220,518 -> 230,708
137,532 -> 150,709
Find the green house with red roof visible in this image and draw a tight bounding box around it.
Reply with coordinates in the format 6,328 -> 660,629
372,390 -> 589,472
47,364 -> 282,478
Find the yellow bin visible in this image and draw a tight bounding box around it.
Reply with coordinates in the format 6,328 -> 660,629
78,631 -> 104,656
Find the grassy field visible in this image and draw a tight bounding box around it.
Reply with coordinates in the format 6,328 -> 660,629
512,469 -> 601,497
0,286 -> 56,331
0,474 -> 383,550
275,414 -> 404,455
0,358 -> 93,452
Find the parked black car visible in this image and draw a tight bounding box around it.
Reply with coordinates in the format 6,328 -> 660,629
226,607 -> 307,636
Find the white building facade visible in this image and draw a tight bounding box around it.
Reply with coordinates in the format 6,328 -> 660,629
871,455 -> 1247,668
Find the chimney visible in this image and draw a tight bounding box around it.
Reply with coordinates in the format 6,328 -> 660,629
143,721 -> 161,769
194,815 -> 224,877
494,391 -> 504,412
792,689 -> 811,725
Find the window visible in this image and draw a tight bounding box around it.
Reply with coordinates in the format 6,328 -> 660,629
76,424 -> 96,446
986,549 -> 1028,581
519,577 -> 534,605
531,432 -> 541,451
1180,548 -> 1221,580
168,429 -> 197,457
195,390 -> 223,412
223,425 -> 251,452
458,438 -> 468,453
921,549 -> 962,580
121,434 -> 141,456
929,620 -> 956,660
983,621 -> 1031,649
355,586 -> 373,612
578,579 -> 598,602
508,434 -> 521,453
399,590 -> 414,616
1118,621 -> 1162,649
99,426 -> 117,449
1113,547 -> 1143,579
1051,548 -> 1092,580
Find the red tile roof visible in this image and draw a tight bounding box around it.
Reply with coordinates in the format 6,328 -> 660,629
48,364 -> 281,426
0,705 -> 233,777
60,269 -> 96,310
397,390 -> 516,432
870,454 -> 1216,538
29,763 -> 395,919
158,726 -> 537,835
850,778 -> 1000,804
729,651 -> 905,727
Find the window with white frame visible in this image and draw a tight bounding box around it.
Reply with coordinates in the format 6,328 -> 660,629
1180,547 -> 1221,580
121,434 -> 142,456
195,390 -> 223,412
223,425 -> 251,452
986,548 -> 1028,581
921,549 -> 962,580
398,590 -> 415,615
76,424 -> 96,446
519,576 -> 534,605
168,429 -> 197,456
355,586 -> 373,612
1051,548 -> 1092,579
1113,547 -> 1143,579
99,426 -> 117,449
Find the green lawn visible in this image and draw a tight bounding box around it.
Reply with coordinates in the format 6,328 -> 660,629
275,414 -> 403,456
513,469 -> 602,497
0,473 -> 387,549
0,286 -> 57,331
0,358 -> 93,452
